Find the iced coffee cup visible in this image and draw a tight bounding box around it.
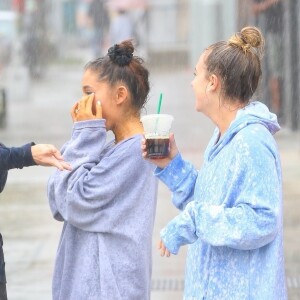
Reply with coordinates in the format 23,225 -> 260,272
141,114 -> 174,159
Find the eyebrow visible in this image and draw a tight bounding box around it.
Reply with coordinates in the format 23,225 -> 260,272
82,85 -> 92,90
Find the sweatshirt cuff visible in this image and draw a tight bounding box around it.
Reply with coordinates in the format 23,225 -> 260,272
160,226 -> 180,255
154,153 -> 186,191
73,119 -> 106,130
22,142 -> 36,167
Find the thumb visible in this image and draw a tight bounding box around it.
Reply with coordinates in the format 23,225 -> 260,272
169,133 -> 179,159
95,100 -> 102,118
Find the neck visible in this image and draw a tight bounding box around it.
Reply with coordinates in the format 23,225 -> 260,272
113,116 -> 143,143
209,100 -> 244,137
216,109 -> 238,136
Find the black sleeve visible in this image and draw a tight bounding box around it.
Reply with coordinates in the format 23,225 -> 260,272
0,142 -> 36,171
0,143 -> 8,193
0,169 -> 7,193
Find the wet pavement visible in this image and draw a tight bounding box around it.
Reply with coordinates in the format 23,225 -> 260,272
0,47 -> 300,299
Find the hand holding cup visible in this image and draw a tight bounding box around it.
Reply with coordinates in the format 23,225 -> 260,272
141,133 -> 178,169
141,114 -> 174,156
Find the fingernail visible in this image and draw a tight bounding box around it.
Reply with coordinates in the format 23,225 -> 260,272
97,101 -> 101,106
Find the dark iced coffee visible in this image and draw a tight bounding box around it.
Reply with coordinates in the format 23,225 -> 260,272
146,137 -> 170,159
141,114 -> 173,159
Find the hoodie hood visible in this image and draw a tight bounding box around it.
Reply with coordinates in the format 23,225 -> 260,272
234,101 -> 280,135
206,101 -> 280,161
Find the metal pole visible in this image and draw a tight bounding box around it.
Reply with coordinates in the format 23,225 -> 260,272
289,0 -> 300,130
188,0 -> 221,67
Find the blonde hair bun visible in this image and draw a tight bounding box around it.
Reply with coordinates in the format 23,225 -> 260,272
228,26 -> 264,56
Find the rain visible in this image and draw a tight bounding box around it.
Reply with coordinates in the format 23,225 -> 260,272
0,0 -> 300,299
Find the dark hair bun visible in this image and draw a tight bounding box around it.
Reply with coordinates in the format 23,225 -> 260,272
107,40 -> 134,66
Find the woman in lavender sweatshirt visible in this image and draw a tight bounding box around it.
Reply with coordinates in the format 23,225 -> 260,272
47,40 -> 158,300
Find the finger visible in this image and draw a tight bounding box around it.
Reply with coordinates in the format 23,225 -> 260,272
78,95 -> 91,111
160,244 -> 166,257
81,93 -> 94,114
58,161 -> 72,171
50,147 -> 64,160
166,249 -> 171,257
49,156 -> 72,171
141,138 -> 146,147
169,132 -> 176,146
77,98 -> 83,111
158,240 -> 162,249
50,158 -> 64,171
50,147 -> 72,171
141,142 -> 147,150
95,99 -> 102,118
169,132 -> 179,157
71,102 -> 78,119
84,94 -> 95,112
86,93 -> 95,108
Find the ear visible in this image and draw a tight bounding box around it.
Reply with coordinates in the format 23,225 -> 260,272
206,74 -> 219,92
115,85 -> 128,105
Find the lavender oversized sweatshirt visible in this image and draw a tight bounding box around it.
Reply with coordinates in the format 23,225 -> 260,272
47,119 -> 158,300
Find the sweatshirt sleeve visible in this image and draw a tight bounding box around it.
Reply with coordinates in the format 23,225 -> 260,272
0,142 -> 36,170
155,153 -> 198,210
47,119 -> 150,232
160,138 -> 281,254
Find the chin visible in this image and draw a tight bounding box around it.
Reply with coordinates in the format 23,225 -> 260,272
195,105 -> 202,112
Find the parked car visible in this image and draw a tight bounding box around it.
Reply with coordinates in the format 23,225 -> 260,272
0,10 -> 17,128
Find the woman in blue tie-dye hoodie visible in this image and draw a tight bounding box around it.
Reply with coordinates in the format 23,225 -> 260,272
142,26 -> 287,299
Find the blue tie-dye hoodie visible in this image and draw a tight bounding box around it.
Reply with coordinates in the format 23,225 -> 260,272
155,101 -> 287,300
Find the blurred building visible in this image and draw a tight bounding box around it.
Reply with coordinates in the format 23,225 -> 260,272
237,0 -> 300,130
0,0 -> 299,130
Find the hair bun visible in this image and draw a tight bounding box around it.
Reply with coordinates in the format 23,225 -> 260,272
228,26 -> 264,57
240,27 -> 264,48
108,42 -> 133,66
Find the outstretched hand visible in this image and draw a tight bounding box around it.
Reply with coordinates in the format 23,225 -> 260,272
31,144 -> 72,171
71,93 -> 102,122
141,133 -> 179,169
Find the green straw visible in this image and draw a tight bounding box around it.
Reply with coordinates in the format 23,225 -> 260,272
157,93 -> 163,114
155,93 -> 163,133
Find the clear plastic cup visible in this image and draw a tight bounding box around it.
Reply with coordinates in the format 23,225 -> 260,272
141,114 -> 174,159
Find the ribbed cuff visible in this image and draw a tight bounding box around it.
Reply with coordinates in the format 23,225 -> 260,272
22,142 -> 36,167
73,119 -> 105,130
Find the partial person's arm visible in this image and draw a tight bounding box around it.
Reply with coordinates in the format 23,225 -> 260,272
0,142 -> 34,192
0,143 -> 7,192
30,144 -> 71,170
155,153 -> 198,210
0,143 -> 71,171
0,142 -> 71,193
252,0 -> 281,14
159,133 -> 281,255
142,134 -> 198,210
0,142 -> 36,170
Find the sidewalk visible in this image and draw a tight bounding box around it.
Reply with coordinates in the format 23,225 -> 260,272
1,130 -> 300,300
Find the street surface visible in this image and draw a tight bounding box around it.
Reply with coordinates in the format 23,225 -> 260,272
0,47 -> 300,299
